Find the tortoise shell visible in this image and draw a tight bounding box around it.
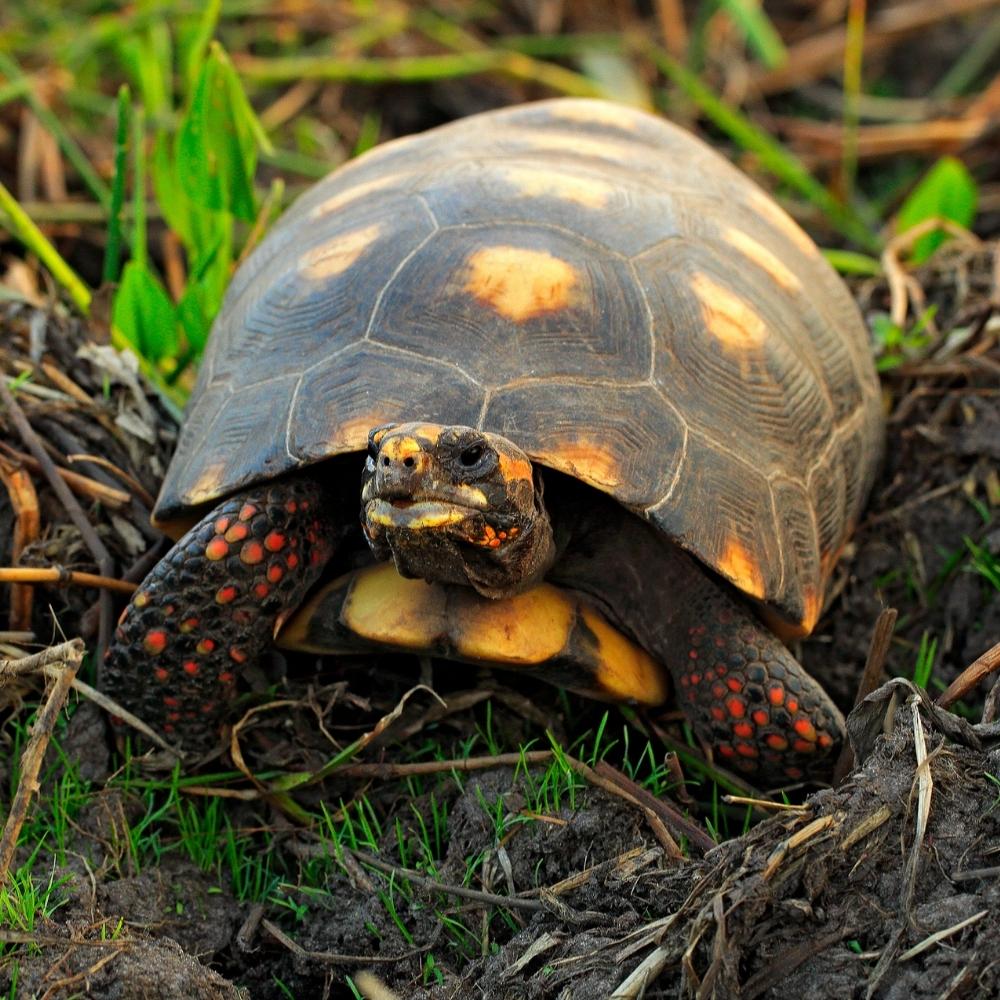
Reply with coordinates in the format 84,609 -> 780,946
156,98 -> 883,634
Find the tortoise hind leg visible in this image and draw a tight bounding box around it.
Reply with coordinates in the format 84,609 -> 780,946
670,578 -> 845,783
102,478 -> 340,751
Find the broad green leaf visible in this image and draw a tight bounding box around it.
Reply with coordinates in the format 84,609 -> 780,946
176,42 -> 261,221
177,225 -> 229,354
112,260 -> 178,361
151,130 -> 193,248
895,156 -> 978,263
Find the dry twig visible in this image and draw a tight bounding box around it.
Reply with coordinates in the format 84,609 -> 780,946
0,638 -> 83,885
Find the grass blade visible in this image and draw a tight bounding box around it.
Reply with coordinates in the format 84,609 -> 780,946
102,85 -> 131,285
719,0 -> 787,69
0,180 -> 91,314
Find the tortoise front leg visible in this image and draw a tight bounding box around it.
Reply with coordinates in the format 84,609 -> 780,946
103,478 -> 340,751
668,575 -> 846,783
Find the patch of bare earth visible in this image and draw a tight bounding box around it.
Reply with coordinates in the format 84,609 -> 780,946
1,242 -> 998,998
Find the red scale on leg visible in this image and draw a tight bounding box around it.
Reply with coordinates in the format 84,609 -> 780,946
661,574 -> 846,785
101,477 -> 342,752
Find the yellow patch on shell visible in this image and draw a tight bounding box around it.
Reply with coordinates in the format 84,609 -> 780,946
307,175 -> 397,220
546,100 -> 643,128
464,245 -> 579,323
543,438 -> 622,491
499,165 -> 612,209
579,606 -> 669,705
800,583 -> 822,634
507,129 -> 633,166
332,414 -> 393,453
690,273 -> 769,349
718,537 -> 766,599
721,228 -> 802,293
745,188 -> 820,258
182,461 -> 229,509
300,222 -> 381,279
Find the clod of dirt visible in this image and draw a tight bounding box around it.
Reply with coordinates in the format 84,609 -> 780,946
11,938 -> 246,1000
438,690 -> 1000,998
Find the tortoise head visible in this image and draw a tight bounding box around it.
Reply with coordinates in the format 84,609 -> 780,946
361,422 -> 556,598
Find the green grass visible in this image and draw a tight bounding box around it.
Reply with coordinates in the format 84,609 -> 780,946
1,4 -> 995,988
0,847 -> 71,954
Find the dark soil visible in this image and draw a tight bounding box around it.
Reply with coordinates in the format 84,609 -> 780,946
1,237 -> 998,998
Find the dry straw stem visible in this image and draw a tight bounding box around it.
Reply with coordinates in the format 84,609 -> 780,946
898,907 -> 988,961
882,218 -> 982,327
833,606 -> 897,784
722,794 -> 807,812
936,639 -> 1000,713
903,695 -> 933,916
0,566 -> 136,594
0,376 -> 115,656
773,117 -> 995,162
262,918 -> 427,968
65,453 -> 154,508
347,847 -> 555,916
0,441 -> 132,508
0,454 -> 39,629
353,972 -> 403,1000
762,813 -> 836,880
0,638 -> 82,885
864,694 -> 937,995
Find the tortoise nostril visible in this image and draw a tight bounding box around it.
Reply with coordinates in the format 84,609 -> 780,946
403,457 -> 415,468
381,457 -> 390,467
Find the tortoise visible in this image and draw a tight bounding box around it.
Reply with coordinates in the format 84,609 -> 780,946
104,98 -> 883,784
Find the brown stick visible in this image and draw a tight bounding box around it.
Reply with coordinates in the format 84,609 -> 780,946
348,847 -> 551,914
0,456 -> 40,629
592,759 -> 717,855
0,639 -> 83,886
65,453 -> 155,508
0,378 -> 116,658
0,441 -> 131,507
0,566 -> 136,594
334,750 -> 554,778
563,756 -> 688,859
936,640 -> 1000,712
833,607 -> 898,785
774,117 -> 992,161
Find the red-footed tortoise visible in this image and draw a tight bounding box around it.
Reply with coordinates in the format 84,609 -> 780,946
104,98 -> 883,784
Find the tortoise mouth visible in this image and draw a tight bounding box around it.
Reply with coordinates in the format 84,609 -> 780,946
365,498 -> 482,532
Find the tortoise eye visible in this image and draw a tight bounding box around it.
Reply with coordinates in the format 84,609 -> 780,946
459,444 -> 485,467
